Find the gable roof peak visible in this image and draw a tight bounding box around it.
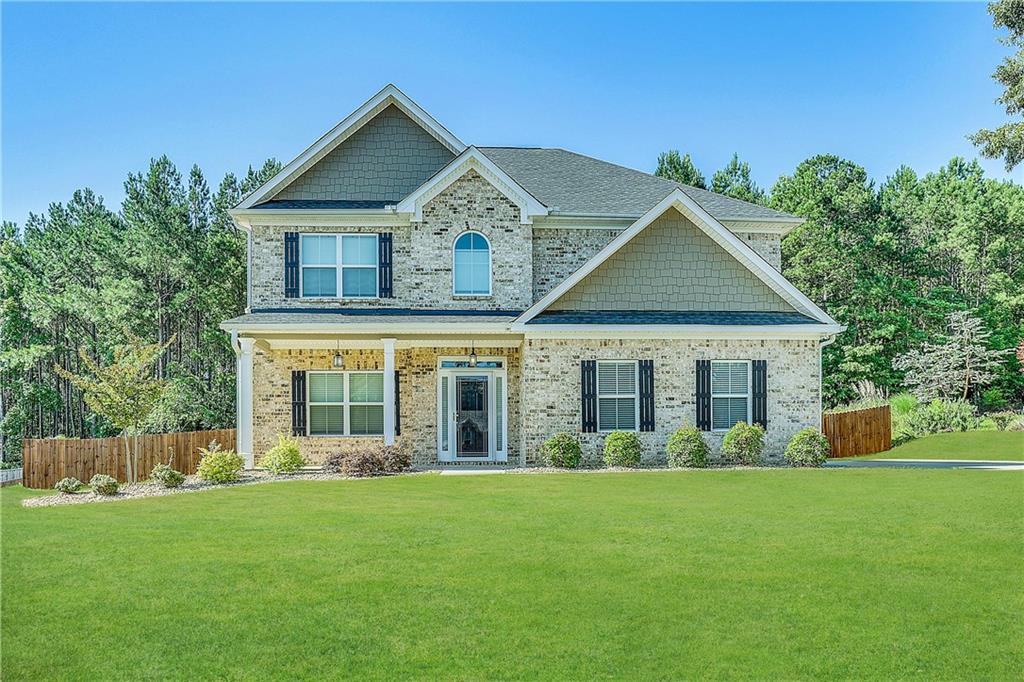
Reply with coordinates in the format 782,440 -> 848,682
237,84 -> 466,210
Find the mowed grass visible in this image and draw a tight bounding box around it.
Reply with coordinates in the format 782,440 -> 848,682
2,470 -> 1022,680
862,430 -> 1024,461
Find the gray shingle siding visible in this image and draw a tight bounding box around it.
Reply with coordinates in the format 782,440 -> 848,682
527,311 -> 819,325
275,105 -> 455,202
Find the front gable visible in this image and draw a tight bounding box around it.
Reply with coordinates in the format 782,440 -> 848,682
548,208 -> 792,313
273,105 -> 455,203
517,189 -> 840,327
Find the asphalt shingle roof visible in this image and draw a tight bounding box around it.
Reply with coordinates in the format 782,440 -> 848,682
253,200 -> 395,209
223,308 -> 521,328
479,147 -> 799,222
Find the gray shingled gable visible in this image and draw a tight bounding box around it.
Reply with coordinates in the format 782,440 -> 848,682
527,310 -> 820,325
479,147 -> 798,222
273,105 -> 455,203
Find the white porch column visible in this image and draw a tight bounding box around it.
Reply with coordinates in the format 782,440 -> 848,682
383,338 -> 396,446
235,337 -> 256,468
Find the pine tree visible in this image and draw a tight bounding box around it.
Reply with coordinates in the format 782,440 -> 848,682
971,0 -> 1024,170
655,150 -> 706,189
711,153 -> 766,204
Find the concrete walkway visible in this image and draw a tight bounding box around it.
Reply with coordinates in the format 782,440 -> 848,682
826,458 -> 1024,470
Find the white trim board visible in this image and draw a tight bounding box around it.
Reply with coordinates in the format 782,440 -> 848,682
237,84 -> 466,210
514,188 -> 840,327
396,147 -> 548,225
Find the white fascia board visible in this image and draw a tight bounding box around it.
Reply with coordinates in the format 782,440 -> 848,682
218,321 -> 517,335
229,208 -> 406,228
517,324 -> 845,339
396,147 -> 549,225
515,188 -> 839,327
236,84 -> 466,210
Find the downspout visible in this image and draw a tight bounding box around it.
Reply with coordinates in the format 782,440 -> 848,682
818,334 -> 837,430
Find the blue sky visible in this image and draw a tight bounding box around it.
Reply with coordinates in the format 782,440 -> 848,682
2,2 -> 1018,226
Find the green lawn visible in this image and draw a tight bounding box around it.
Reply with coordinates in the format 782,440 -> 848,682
859,430 -> 1024,461
3,471 -> 1022,680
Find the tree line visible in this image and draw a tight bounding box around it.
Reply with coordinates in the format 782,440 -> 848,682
656,151 -> 1023,409
0,157 -> 280,461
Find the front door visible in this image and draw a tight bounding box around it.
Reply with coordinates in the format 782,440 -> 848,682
456,375 -> 488,457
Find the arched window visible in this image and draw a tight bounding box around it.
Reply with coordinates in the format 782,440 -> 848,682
453,231 -> 491,295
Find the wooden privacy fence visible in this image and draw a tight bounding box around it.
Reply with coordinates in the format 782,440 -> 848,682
22,428 -> 236,489
822,405 -> 891,458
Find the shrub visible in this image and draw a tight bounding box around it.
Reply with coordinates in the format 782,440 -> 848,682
379,445 -> 411,474
339,450 -> 384,478
89,474 -> 119,496
721,421 -> 765,466
196,441 -> 244,483
665,426 -> 709,468
981,387 -> 1008,412
784,428 -> 830,467
989,411 -> 1020,432
322,445 -> 409,476
603,431 -> 642,468
259,434 -> 306,474
54,477 -> 82,494
150,462 -> 185,488
540,432 -> 582,468
901,399 -> 979,439
322,451 -> 346,474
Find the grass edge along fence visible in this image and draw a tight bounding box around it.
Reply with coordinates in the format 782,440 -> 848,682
22,429 -> 236,489
822,405 -> 891,458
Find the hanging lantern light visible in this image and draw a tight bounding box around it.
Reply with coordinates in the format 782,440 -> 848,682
468,341 -> 478,368
332,340 -> 345,369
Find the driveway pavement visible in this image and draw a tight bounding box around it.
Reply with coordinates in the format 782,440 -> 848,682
826,458 -> 1024,470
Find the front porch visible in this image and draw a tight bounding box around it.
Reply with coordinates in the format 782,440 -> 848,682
233,334 -> 523,468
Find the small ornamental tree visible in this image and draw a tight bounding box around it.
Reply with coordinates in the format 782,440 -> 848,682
54,334 -> 171,483
894,311 -> 1011,401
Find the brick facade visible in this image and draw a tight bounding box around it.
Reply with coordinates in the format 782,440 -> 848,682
252,346 -> 521,467
519,337 -> 820,467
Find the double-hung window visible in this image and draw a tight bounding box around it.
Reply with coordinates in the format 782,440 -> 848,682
308,372 -> 384,436
711,360 -> 751,430
300,234 -> 378,298
597,361 -> 638,431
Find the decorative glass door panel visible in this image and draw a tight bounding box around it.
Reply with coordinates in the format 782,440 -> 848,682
456,376 -> 488,457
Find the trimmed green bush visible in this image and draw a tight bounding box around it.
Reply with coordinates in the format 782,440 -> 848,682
259,434 -> 306,474
784,428 -> 830,467
150,462 -> 185,488
665,426 -> 709,468
54,477 -> 82,494
721,421 -> 765,466
540,432 -> 582,468
196,441 -> 244,483
988,411 -> 1019,432
902,399 -> 979,439
603,431 -> 642,468
89,474 -> 119,496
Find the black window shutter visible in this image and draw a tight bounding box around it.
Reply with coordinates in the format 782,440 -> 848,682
581,360 -> 597,433
639,360 -> 655,432
696,360 -> 712,431
378,233 -> 393,298
752,360 -> 768,429
284,232 -> 300,298
291,370 -> 306,436
394,369 -> 401,436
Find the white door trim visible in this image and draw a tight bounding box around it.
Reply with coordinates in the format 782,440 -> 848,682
436,356 -> 508,462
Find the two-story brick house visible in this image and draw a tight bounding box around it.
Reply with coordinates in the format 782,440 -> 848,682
221,85 -> 842,468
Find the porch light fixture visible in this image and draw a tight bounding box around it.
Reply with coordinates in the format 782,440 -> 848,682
331,340 -> 345,369
468,342 -> 478,368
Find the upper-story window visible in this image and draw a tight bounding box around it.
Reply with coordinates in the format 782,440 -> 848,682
301,234 -> 378,298
453,231 -> 491,296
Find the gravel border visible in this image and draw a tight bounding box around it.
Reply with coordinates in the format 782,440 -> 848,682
21,470 -> 422,508
23,465 -> 787,508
